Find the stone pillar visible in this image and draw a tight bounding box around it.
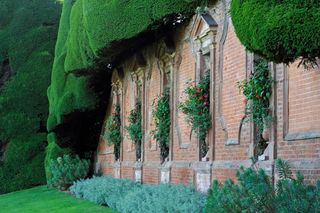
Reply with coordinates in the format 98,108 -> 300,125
160,161 -> 172,183
193,162 -> 212,193
114,161 -> 121,179
134,161 -> 142,183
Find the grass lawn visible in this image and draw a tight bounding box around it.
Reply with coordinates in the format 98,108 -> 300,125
0,186 -> 116,213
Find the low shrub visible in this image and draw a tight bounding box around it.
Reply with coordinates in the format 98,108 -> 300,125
118,183 -> 206,213
70,176 -> 141,208
47,154 -> 89,190
70,176 -> 206,213
205,159 -> 320,213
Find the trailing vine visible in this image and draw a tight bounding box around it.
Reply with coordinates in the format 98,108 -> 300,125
179,73 -> 211,159
152,87 -> 171,163
126,100 -> 142,161
104,104 -> 121,161
238,60 -> 273,157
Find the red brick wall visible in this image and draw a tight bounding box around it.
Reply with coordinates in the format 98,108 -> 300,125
121,166 -> 133,180
288,62 -> 320,134
212,169 -> 237,183
96,9 -> 320,187
144,59 -> 161,162
171,167 -> 194,184
143,167 -> 159,184
172,41 -> 198,161
122,73 -> 136,162
215,22 -> 249,161
276,62 -> 320,183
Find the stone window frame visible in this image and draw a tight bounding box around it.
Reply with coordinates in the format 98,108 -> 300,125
129,67 -> 145,160
157,48 -> 175,159
144,61 -> 157,152
100,73 -> 123,156
192,13 -> 218,161
246,56 -> 276,161
111,76 -> 123,161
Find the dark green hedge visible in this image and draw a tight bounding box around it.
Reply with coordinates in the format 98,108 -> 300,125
46,0 -> 202,167
0,0 -> 61,194
230,0 -> 320,64
47,0 -> 201,131
0,135 -> 47,194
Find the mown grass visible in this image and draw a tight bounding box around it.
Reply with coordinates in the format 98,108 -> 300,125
0,186 -> 116,213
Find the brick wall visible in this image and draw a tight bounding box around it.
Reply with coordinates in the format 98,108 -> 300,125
95,3 -> 320,189
172,41 -> 198,161
122,72 -> 136,163
144,60 -> 161,162
276,62 -> 320,183
215,21 -> 250,161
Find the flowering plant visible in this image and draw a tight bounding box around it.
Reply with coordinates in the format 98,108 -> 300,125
179,73 -> 211,158
152,87 -> 170,163
104,104 -> 121,160
126,100 -> 142,160
238,60 -> 273,156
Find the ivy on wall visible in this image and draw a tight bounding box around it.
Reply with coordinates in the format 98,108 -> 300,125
126,101 -> 142,161
152,87 -> 171,163
104,104 -> 121,161
231,0 -> 320,66
179,73 -> 211,159
238,60 -> 273,157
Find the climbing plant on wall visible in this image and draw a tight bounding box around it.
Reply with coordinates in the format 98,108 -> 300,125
238,60 -> 273,157
104,104 -> 121,161
179,73 -> 211,159
126,100 -> 142,161
152,87 -> 170,163
231,0 -> 320,66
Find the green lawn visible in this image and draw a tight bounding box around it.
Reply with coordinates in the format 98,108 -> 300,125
0,186 -> 116,213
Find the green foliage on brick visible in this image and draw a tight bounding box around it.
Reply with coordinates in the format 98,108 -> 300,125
103,104 -> 121,161
179,73 -> 211,158
152,88 -> 171,162
237,60 -> 273,156
0,0 -> 61,194
231,0 -> 320,65
126,101 -> 142,160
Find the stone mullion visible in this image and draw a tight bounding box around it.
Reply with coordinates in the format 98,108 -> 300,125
209,43 -> 216,161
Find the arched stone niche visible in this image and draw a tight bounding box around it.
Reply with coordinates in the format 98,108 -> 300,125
190,12 -> 218,192
191,13 -> 218,162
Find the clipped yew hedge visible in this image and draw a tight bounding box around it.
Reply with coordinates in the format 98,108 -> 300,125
230,0 -> 320,64
46,0 -> 203,172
